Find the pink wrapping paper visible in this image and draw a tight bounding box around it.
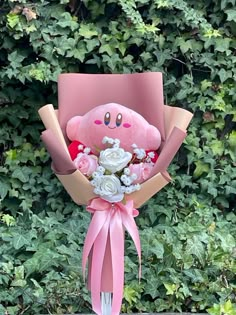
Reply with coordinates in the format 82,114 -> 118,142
38,72 -> 193,315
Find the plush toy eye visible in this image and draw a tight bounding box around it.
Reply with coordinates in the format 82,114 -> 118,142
116,113 -> 122,127
104,112 -> 111,125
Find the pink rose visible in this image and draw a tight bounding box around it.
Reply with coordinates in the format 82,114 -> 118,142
129,163 -> 153,184
74,153 -> 98,176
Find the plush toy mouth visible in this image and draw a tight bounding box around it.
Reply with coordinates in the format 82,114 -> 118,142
108,126 -> 116,129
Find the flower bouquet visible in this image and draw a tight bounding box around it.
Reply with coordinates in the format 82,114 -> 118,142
38,72 -> 193,315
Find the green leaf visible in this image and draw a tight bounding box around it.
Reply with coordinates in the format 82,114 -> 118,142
1,214 -> 16,226
144,277 -> 159,298
163,283 -> 177,295
215,38 -> 231,52
7,13 -> 20,28
99,44 -> 114,56
193,161 -> 210,177
14,265 -> 24,280
228,131 -> 236,150
12,168 -> 29,183
150,240 -> 164,259
79,23 -> 98,38
11,279 -> 27,287
0,181 -> 9,199
13,233 -> 30,249
186,236 -> 205,265
218,68 -> 233,83
210,140 -> 224,155
225,9 -> 236,22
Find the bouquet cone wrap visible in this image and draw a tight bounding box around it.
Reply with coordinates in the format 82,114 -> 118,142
39,72 -> 193,315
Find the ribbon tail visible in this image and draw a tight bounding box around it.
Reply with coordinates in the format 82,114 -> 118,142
82,210 -> 108,279
110,211 -> 124,315
121,211 -> 142,279
91,212 -> 111,315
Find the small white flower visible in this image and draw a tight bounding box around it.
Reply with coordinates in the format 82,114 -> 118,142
97,166 -> 105,174
130,173 -> 138,180
134,148 -> 146,159
132,143 -> 137,148
102,136 -> 109,144
125,186 -> 132,194
148,152 -> 155,158
78,144 -> 84,150
124,168 -> 130,175
92,172 -> 99,178
114,138 -> 120,145
84,147 -> 91,154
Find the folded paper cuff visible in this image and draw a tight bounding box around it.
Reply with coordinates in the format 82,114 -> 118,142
41,129 -> 76,174
56,169 -> 170,208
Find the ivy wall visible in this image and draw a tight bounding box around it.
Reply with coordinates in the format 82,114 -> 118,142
0,0 -> 235,314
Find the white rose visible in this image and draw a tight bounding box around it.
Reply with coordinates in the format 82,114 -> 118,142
99,147 -> 132,173
95,174 -> 124,203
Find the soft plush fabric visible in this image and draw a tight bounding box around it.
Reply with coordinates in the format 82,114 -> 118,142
66,103 -> 161,155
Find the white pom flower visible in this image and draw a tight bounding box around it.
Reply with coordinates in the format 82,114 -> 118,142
84,147 -> 91,154
148,152 -> 155,158
97,166 -> 105,174
124,168 -> 130,175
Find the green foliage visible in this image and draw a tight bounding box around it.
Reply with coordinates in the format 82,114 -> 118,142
0,0 -> 235,314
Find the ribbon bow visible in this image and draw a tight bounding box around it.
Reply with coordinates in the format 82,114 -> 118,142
82,198 -> 141,315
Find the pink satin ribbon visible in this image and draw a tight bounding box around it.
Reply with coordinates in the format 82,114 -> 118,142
82,198 -> 141,315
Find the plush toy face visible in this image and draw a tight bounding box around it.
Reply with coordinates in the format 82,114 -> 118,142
66,103 -> 161,153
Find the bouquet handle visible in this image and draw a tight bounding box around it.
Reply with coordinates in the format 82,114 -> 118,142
101,292 -> 112,315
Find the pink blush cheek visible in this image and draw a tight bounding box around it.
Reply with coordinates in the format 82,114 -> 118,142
123,122 -> 131,128
94,120 -> 103,125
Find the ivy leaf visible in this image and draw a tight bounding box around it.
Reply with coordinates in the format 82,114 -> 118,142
215,38 -> 231,52
186,236 -> 205,265
150,240 -> 164,259
210,140 -> 224,155
79,23 -> 98,38
7,13 -> 20,28
0,181 -> 9,199
144,277 -> 159,298
225,9 -> 236,22
99,44 -> 114,56
12,168 -> 29,183
193,161 -> 210,177
228,131 -> 236,150
163,283 -> 177,295
13,233 -> 30,249
218,68 -> 233,83
11,279 -> 27,287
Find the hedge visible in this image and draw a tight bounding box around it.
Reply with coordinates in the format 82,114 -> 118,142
0,0 -> 235,314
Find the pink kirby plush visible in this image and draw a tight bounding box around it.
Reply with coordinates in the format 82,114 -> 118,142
66,103 -> 161,155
